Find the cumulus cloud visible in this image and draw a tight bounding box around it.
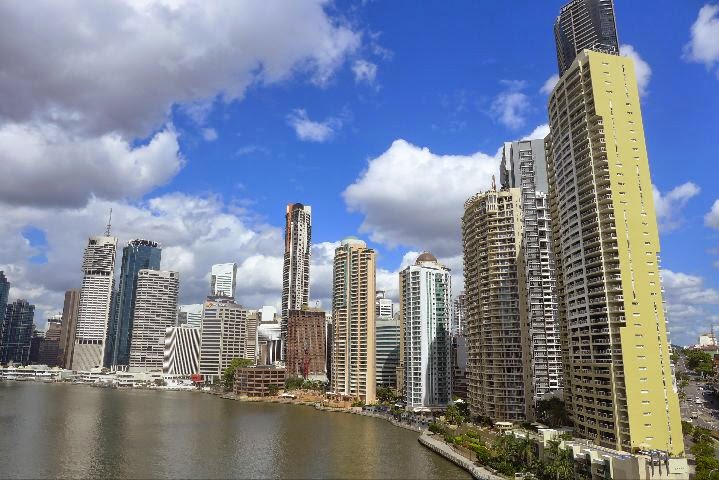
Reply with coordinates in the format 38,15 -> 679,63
287,108 -> 342,142
0,123 -> 182,207
620,44 -> 652,96
662,268 -> 719,345
202,128 -> 218,142
652,182 -> 701,232
522,124 -> 550,141
490,80 -> 530,129
705,199 -> 719,229
540,74 -> 559,95
352,59 -> 378,85
684,3 -> 719,77
343,139 -> 499,256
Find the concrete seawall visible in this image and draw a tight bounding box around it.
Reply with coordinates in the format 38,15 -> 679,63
418,432 -> 505,480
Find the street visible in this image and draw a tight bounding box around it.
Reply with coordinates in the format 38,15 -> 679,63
676,355 -> 719,430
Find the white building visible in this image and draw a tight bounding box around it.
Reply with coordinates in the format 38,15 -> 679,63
375,291 -> 394,319
199,296 -> 257,381
257,306 -> 281,366
178,304 -> 203,328
698,332 -> 716,348
281,203 -> 312,360
72,235 -> 117,371
399,252 -> 452,409
210,263 -> 237,298
163,326 -> 201,375
451,292 -> 465,337
128,270 -> 179,372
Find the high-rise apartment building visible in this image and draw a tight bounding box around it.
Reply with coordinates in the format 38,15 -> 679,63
211,263 -> 237,298
501,140 -> 563,401
72,235 -> 117,371
128,270 -> 179,372
546,45 -> 683,453
39,315 -> 62,366
257,306 -> 281,365
400,253 -> 452,408
375,291 -> 393,319
375,314 -> 400,388
463,188 -> 530,421
451,292 -> 466,336
0,272 -> 9,338
178,304 -> 203,328
554,0 -> 619,76
330,238 -> 376,403
199,296 -> 257,380
163,326 -> 201,375
59,289 -> 80,369
0,300 -> 35,365
281,203 -> 312,360
111,239 -> 161,367
286,307 -> 326,380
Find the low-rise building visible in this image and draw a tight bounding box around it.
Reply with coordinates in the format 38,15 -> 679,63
234,366 -> 286,397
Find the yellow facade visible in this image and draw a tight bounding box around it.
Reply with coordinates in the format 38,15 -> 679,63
547,50 -> 683,455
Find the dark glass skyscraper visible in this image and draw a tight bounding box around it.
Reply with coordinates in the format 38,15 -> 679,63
0,299 -> 35,365
109,239 -> 161,367
0,271 -> 9,334
554,0 -> 619,76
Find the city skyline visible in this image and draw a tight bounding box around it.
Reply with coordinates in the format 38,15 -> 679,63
0,1 -> 717,350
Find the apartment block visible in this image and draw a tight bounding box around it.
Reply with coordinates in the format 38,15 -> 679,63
286,306 -> 326,380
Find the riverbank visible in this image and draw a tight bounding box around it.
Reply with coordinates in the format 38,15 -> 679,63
418,432 -> 505,480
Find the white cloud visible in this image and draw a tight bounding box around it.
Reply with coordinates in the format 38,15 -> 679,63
490,80 -> 530,129
540,74 -> 559,95
202,128 -> 218,142
0,123 -> 182,207
652,182 -> 701,232
662,268 -> 719,345
705,199 -> 719,229
663,270 -> 719,304
0,194 -> 285,326
620,44 -> 652,96
684,3 -> 719,77
352,59 -> 378,85
521,124 -> 550,141
343,139 -> 499,256
286,109 -> 342,142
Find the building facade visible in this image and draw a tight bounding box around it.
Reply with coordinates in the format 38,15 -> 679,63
0,300 -> 35,365
463,189 -> 530,421
59,289 -> 80,369
163,326 -> 201,375
281,203 -> 312,360
400,252 -> 452,409
330,238 -> 376,403
38,315 -> 62,366
286,307 -> 326,380
375,315 -> 400,389
72,235 -> 117,371
546,47 -> 683,454
210,263 -> 237,298
111,239 -> 161,367
554,0 -> 619,76
0,272 -> 8,340
501,140 -> 563,401
257,308 -> 281,366
178,304 -> 203,328
128,270 -> 179,372
451,292 -> 465,337
234,366 -> 287,397
375,291 -> 394,319
199,296 -> 257,381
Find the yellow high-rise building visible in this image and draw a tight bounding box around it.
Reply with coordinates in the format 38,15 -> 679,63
546,49 -> 683,455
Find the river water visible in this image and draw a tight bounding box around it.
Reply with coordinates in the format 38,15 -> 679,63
0,382 -> 469,479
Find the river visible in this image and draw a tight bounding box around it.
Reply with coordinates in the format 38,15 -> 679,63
0,382 -> 470,479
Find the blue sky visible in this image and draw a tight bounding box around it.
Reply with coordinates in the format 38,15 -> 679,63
0,0 -> 718,346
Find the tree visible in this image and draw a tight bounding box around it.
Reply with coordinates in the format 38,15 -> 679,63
267,384 -> 279,396
536,398 -> 571,427
222,358 -> 253,391
445,404 -> 464,425
377,387 -> 396,404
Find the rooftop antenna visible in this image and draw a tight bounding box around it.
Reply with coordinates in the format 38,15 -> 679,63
105,208 -> 113,236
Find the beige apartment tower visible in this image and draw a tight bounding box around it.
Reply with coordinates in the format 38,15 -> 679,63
330,238 -> 376,403
463,188 -> 531,421
546,49 -> 683,455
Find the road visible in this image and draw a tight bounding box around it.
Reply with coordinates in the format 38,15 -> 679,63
676,355 -> 719,430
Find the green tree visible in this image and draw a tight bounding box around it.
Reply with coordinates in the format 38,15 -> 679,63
536,398 -> 571,427
445,404 -> 464,425
267,384 -> 279,396
222,358 -> 253,391
377,387 -> 396,403
284,377 -> 304,390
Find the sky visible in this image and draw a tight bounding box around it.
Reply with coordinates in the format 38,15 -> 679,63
0,0 -> 718,346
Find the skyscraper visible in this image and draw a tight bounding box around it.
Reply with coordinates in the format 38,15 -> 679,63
554,0 -> 619,76
463,188 -> 530,421
128,270 -> 179,372
501,140 -> 563,401
0,300 -> 35,365
72,235 -> 117,371
211,263 -> 237,298
281,203 -> 312,360
546,38 -> 683,453
375,315 -> 400,388
451,292 -> 466,337
199,296 -> 257,381
330,238 -> 376,403
179,304 -> 203,328
39,315 -> 62,366
257,306 -> 281,366
400,252 -> 452,409
375,290 -> 393,319
59,289 -> 80,369
286,306 -> 326,380
111,239 -> 161,367
0,272 -> 9,338
163,326 -> 201,375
